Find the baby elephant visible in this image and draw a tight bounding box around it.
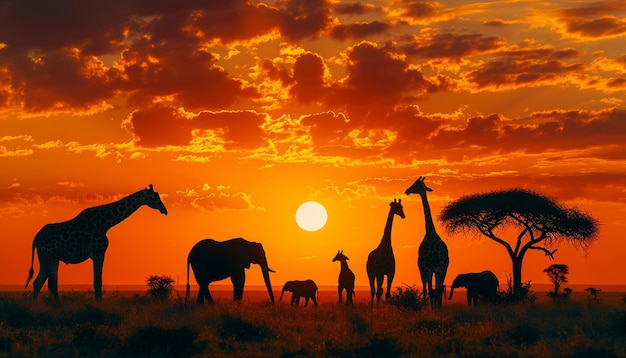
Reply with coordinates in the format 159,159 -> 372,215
279,279 -> 319,306
449,270 -> 499,307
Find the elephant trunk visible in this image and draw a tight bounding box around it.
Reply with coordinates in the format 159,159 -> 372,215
262,267 -> 275,303
448,285 -> 456,301
279,287 -> 286,302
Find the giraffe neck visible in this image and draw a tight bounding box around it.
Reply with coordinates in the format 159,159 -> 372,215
380,209 -> 395,247
420,191 -> 436,235
340,260 -> 350,272
77,190 -> 147,231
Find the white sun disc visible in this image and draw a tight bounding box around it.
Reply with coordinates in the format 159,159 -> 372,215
295,201 -> 328,232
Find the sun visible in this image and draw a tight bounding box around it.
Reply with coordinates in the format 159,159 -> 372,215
295,201 -> 328,232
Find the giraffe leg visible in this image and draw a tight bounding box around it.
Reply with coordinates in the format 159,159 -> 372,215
368,274 -> 376,306
386,272 -> 395,300
375,274 -> 384,302
92,254 -> 105,301
32,266 -> 48,300
46,260 -> 60,303
338,287 -> 343,303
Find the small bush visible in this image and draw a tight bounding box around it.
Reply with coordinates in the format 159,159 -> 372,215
146,275 -> 175,300
387,285 -> 428,311
547,287 -> 572,303
495,275 -> 534,305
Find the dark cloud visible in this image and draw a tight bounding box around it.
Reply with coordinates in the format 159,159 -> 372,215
127,106 -> 266,149
290,52 -> 326,103
399,1 -> 440,21
430,108 -> 626,155
329,42 -> 434,114
401,33 -> 504,60
334,2 -> 379,16
276,0 -> 334,42
330,21 -> 392,41
565,17 -> 626,39
467,59 -> 584,89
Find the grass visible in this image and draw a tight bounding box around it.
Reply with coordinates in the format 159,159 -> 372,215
0,290 -> 625,357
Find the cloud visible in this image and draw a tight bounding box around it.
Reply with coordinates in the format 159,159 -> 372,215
174,184 -> 264,212
125,106 -> 267,149
333,2 -> 379,16
276,0 -> 334,42
330,21 -> 392,41
400,32 -> 505,60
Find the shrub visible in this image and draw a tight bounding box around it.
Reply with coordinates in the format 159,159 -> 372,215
146,275 -> 175,300
547,287 -> 572,303
387,285 -> 428,311
495,275 -> 534,305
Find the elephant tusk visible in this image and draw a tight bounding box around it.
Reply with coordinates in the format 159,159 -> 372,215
260,264 -> 276,273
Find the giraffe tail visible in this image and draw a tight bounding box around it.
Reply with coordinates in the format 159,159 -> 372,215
186,258 -> 190,301
25,241 -> 35,288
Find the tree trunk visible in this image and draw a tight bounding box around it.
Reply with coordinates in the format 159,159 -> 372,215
512,256 -> 523,297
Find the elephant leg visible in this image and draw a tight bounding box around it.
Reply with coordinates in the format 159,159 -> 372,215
312,294 -> 318,306
231,269 -> 245,301
196,284 -> 214,304
304,296 -> 310,307
466,291 -> 472,307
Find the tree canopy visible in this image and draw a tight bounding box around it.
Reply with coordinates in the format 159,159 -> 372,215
439,188 -> 599,296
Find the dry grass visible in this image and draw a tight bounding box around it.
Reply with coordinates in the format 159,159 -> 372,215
0,289 -> 625,357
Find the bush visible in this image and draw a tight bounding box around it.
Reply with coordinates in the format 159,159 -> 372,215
146,275 -> 175,300
387,285 -> 428,311
547,287 -> 572,303
495,275 -> 534,305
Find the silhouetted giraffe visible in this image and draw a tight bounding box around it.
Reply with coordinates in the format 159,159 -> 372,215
333,250 -> 355,305
405,176 -> 449,309
366,199 -> 405,306
25,184 -> 168,302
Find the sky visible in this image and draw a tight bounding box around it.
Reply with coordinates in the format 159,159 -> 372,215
1,0 -> 625,292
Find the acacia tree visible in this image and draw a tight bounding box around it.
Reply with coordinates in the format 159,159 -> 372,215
543,264 -> 569,295
440,188 -> 598,297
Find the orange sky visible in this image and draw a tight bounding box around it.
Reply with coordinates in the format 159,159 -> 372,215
1,0 -> 626,292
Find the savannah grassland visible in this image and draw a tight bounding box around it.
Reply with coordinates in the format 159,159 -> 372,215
0,289 -> 625,357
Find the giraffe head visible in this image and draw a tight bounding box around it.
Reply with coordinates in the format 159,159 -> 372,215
390,198 -> 405,219
404,176 -> 433,196
142,184 -> 168,215
332,250 -> 349,262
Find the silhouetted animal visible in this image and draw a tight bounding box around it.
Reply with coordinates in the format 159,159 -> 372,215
186,238 -> 275,304
25,185 -> 168,302
279,279 -> 318,306
448,271 -> 499,307
405,176 -> 449,309
366,199 -> 405,306
333,250 -> 355,305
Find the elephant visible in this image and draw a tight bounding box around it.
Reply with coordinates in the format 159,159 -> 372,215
448,270 -> 499,307
186,238 -> 275,304
279,279 -> 319,306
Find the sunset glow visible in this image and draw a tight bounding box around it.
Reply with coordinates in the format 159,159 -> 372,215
1,0 -> 625,292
